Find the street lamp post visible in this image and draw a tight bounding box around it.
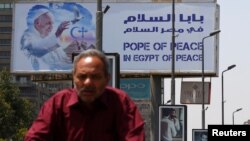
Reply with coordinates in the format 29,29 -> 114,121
222,64 -> 236,125
233,108 -> 242,125
201,30 -> 221,129
204,106 -> 208,126
165,100 -> 171,104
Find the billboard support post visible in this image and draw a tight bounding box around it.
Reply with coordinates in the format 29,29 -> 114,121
171,0 -> 176,105
96,0 -> 103,51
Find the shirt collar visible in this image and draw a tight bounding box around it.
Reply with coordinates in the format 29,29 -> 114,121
66,88 -> 110,108
66,88 -> 79,107
97,88 -> 110,108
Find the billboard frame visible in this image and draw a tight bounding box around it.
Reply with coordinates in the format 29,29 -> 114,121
180,81 -> 211,104
11,2 -> 220,77
192,129 -> 208,141
159,105 -> 187,141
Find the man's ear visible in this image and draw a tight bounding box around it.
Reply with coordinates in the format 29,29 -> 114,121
34,19 -> 40,30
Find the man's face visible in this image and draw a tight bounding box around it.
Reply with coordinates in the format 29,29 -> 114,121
170,110 -> 176,118
36,13 -> 53,38
73,56 -> 109,104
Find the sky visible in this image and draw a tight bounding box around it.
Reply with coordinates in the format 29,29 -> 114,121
164,0 -> 250,141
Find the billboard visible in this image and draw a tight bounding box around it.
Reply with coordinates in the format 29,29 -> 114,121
12,2 -> 97,73
159,105 -> 187,141
11,2 -> 219,75
103,3 -> 219,76
120,77 -> 150,100
192,129 -> 208,141
180,81 -> 211,104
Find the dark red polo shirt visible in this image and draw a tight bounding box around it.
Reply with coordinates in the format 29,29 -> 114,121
24,87 -> 145,141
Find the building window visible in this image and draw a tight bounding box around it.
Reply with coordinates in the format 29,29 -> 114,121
0,27 -> 12,33
0,39 -> 11,46
0,15 -> 12,22
0,3 -> 12,10
0,64 -> 9,70
0,51 -> 10,59
20,77 -> 28,84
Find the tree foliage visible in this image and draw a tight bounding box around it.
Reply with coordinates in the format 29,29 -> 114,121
0,69 -> 36,140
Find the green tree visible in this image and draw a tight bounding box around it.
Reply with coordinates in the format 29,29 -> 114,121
0,69 -> 35,140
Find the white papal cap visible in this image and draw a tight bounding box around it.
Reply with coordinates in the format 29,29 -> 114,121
27,5 -> 51,26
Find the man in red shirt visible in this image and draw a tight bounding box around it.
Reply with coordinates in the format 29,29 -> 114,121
24,49 -> 145,141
